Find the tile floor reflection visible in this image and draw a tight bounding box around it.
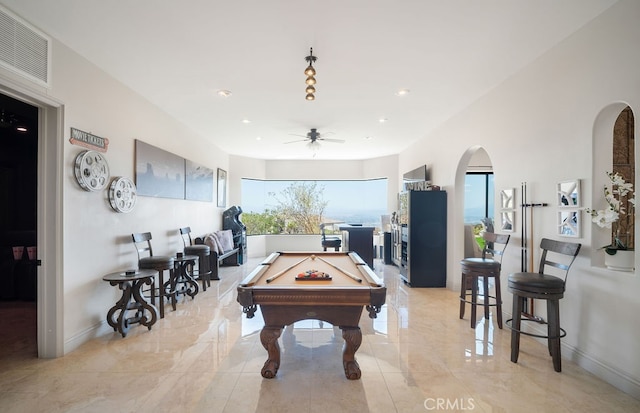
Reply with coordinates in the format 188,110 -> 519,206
0,258 -> 639,412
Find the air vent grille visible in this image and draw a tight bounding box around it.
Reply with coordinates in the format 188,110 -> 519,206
0,6 -> 51,87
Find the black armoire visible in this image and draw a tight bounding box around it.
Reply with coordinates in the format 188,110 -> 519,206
399,190 -> 447,287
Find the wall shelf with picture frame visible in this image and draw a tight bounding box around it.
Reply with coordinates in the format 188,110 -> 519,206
499,188 -> 516,233
557,179 -> 580,238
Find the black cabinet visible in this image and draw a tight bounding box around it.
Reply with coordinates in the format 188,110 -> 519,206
399,190 -> 447,287
383,232 -> 392,264
339,225 -> 375,268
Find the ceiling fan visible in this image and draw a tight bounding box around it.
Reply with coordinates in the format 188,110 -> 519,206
284,128 -> 345,146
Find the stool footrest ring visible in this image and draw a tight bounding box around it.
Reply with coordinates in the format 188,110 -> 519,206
460,293 -> 501,307
505,318 -> 566,340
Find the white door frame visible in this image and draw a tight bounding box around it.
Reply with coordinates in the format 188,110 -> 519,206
0,77 -> 63,358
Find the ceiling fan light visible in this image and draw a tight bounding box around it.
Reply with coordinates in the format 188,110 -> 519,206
305,85 -> 316,94
305,76 -> 316,85
305,93 -> 315,101
304,65 -> 316,76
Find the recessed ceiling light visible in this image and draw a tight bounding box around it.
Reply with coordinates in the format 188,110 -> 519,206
217,90 -> 232,97
242,119 -> 251,124
395,88 -> 410,96
378,118 -> 388,123
256,136 -> 262,141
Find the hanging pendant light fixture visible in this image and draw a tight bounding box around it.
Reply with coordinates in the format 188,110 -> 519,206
304,47 -> 317,100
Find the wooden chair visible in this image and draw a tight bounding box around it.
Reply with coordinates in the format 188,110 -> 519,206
320,223 -> 341,251
180,227 -> 212,291
507,238 -> 581,372
132,232 -> 176,318
459,232 -> 510,328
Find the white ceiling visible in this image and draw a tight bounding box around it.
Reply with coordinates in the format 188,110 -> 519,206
1,0 -> 618,160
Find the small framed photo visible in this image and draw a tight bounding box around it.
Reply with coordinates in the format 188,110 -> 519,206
500,211 -> 515,233
558,210 -> 580,237
217,168 -> 227,208
557,180 -> 580,207
500,188 -> 515,210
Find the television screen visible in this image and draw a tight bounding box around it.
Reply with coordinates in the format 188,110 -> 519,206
403,165 -> 429,183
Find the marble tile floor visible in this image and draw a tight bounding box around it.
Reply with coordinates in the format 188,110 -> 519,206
0,258 -> 639,413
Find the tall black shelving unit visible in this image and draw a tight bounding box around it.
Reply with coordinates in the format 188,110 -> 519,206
399,190 -> 447,287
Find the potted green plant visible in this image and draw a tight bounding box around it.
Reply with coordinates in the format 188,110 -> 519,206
586,171 -> 635,271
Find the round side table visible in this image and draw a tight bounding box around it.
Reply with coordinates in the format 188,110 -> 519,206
103,269 -> 158,337
173,254 -> 199,299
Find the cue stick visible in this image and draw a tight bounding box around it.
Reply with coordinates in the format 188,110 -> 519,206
265,256 -> 310,283
521,181 -> 527,272
530,196 -> 535,273
528,202 -> 548,320
315,255 -> 362,283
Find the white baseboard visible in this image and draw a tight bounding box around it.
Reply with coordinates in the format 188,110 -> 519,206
564,343 -> 640,400
506,311 -> 640,401
64,320 -> 112,354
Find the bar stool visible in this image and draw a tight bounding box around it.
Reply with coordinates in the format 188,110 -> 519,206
132,232 -> 176,319
506,238 -> 581,372
459,232 -> 510,329
180,227 -> 212,291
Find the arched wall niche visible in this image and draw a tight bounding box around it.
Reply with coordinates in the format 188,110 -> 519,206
591,102 -> 637,269
452,145 -> 493,291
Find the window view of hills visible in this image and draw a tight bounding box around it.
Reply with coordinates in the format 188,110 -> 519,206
241,179 -> 388,235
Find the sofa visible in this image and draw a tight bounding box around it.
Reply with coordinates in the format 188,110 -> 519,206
194,229 -> 240,280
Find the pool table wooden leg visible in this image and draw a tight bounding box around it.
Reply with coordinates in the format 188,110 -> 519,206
341,327 -> 362,380
260,326 -> 282,378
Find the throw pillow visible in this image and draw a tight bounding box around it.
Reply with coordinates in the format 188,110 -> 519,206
204,234 -> 223,255
216,229 -> 235,252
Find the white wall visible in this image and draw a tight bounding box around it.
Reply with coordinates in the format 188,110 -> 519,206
231,154 -> 399,214
0,39 -> 231,352
399,0 -> 640,397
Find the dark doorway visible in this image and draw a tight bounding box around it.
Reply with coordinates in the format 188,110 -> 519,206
0,92 -> 38,358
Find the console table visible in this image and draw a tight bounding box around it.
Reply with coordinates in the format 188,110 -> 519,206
103,269 -> 158,337
339,224 -> 375,268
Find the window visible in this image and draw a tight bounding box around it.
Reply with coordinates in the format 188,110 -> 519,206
241,178 -> 388,235
464,173 -> 494,225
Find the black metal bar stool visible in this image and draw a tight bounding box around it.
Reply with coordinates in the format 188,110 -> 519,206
132,232 -> 176,319
180,227 -> 212,291
506,238 -> 581,372
459,232 -> 510,328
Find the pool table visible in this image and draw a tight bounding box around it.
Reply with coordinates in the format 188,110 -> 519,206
237,251 -> 386,380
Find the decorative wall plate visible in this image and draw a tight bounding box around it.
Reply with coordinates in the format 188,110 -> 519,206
108,177 -> 137,213
74,150 -> 110,191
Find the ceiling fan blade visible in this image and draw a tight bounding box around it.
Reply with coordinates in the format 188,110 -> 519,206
320,138 -> 345,143
284,139 -> 308,144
